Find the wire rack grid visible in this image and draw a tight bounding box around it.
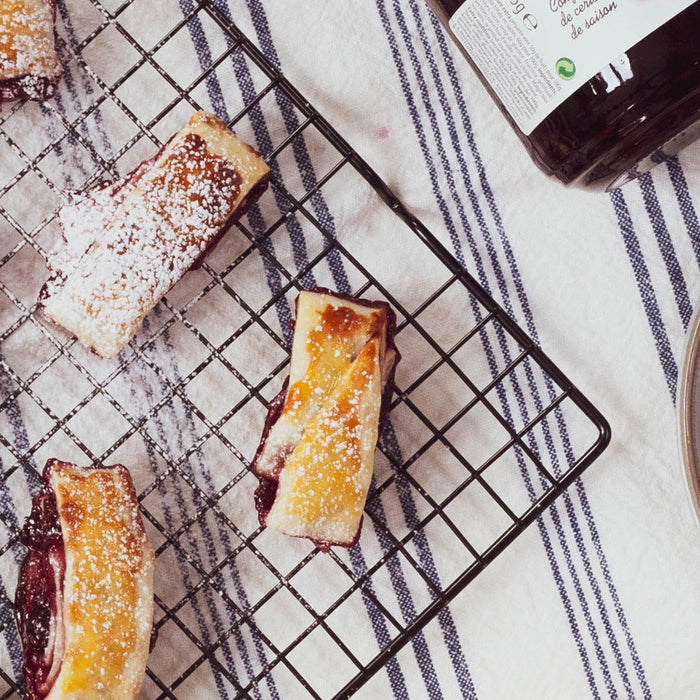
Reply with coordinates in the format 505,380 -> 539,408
0,1 -> 610,698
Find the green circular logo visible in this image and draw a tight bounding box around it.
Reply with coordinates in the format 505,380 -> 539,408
556,57 -> 576,80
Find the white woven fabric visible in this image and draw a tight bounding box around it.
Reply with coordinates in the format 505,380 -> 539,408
0,1 -> 698,698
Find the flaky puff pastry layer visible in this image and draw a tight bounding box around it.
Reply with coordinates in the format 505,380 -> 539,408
254,290 -> 399,549
40,111 -> 270,358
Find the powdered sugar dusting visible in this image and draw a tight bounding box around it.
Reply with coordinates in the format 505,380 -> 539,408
50,462 -> 154,698
255,293 -> 389,479
266,337 -> 382,545
40,112 -> 270,358
0,0 -> 61,102
46,168 -> 147,286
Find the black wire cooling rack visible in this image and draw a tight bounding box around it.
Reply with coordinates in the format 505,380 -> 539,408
0,1 -> 610,698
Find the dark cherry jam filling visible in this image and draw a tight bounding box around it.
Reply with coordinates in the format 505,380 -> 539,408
252,383 -> 290,524
0,74 -> 59,104
15,467 -> 65,700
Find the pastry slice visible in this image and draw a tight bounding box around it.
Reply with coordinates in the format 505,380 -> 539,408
15,459 -> 155,700
253,289 -> 400,549
40,111 -> 270,358
0,0 -> 62,103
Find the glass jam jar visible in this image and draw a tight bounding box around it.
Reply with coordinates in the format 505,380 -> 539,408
427,0 -> 700,190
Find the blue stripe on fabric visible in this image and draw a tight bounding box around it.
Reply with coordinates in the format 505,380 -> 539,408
157,342 -> 282,700
0,599 -> 22,684
180,0 -> 300,344
666,157 -> 700,310
133,409 -> 231,699
202,1 -> 320,298
512,353 -> 637,698
419,9 -> 653,694
375,1 -> 608,694
216,0 -> 350,294
0,362 -> 35,682
347,547 -> 410,700
414,8 -> 652,697
385,0 -> 653,696
638,173 -> 693,328
54,4 -> 112,172
139,312 -> 279,700
610,189 -> 678,397
506,327 -> 636,695
379,423 -> 478,699
237,2 -> 481,696
474,350 -> 605,696
181,15 -> 229,121
572,478 -> 653,700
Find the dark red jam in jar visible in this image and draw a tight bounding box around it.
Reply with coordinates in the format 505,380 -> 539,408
427,0 -> 700,190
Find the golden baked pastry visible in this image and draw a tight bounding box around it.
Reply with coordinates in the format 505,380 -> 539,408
253,289 -> 400,549
15,459 -> 155,700
0,0 -> 62,103
40,111 -> 270,358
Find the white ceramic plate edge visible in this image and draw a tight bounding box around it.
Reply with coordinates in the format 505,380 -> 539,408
678,303 -> 700,527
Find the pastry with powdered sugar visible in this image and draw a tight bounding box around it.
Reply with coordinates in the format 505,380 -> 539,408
15,459 -> 155,700
253,289 -> 400,550
40,111 -> 270,358
0,0 -> 62,104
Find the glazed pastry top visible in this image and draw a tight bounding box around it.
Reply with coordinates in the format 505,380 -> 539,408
45,461 -> 154,700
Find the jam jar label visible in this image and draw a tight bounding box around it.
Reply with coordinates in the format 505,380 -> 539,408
449,0 -> 696,135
